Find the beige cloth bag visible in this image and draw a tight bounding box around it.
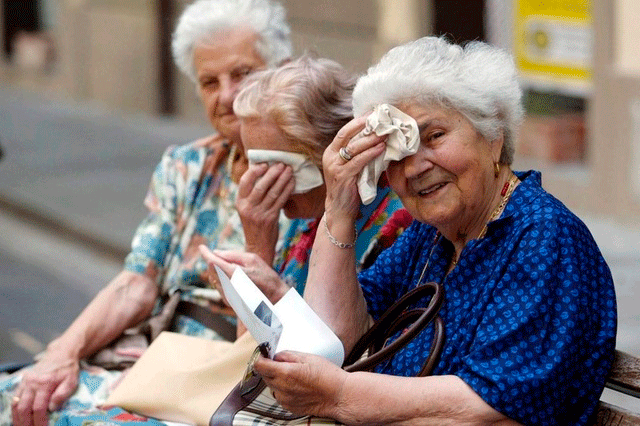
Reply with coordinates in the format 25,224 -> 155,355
105,331 -> 258,426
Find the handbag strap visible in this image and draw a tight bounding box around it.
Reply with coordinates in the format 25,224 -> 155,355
343,281 -> 444,376
210,374 -> 266,426
174,300 -> 237,341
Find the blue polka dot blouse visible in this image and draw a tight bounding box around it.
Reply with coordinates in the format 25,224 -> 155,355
359,170 -> 617,426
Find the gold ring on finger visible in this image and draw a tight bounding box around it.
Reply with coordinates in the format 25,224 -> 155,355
339,147 -> 353,162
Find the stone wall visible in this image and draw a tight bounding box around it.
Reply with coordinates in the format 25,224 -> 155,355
54,0 -> 158,114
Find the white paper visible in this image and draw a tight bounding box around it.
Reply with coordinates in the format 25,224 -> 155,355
247,149 -> 324,194
215,265 -> 281,358
215,265 -> 345,366
273,288 -> 345,366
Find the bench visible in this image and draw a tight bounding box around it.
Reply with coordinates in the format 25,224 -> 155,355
2,348 -> 639,424
594,350 -> 640,425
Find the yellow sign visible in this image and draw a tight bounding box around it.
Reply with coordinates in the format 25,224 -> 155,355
514,0 -> 592,92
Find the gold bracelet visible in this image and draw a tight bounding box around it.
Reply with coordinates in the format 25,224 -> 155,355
323,215 -> 357,249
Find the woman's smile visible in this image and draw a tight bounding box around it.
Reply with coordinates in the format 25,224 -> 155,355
417,181 -> 449,198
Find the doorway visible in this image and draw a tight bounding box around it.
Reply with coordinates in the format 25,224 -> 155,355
433,0 -> 485,43
2,0 -> 41,59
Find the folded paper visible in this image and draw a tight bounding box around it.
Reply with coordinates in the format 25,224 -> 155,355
216,265 -> 345,366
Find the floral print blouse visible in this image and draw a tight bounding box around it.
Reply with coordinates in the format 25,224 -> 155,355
123,135 -> 409,304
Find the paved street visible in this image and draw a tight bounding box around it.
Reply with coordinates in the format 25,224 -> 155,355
0,207 -> 119,362
0,85 -> 638,410
0,85 -> 209,363
0,86 -> 210,251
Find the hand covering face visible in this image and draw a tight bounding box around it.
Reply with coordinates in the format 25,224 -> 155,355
358,104 -> 420,205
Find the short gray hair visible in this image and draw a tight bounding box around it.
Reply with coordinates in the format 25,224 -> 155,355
234,54 -> 354,167
353,36 -> 524,164
172,0 -> 293,82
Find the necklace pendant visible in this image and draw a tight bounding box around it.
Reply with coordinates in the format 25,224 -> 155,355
500,181 -> 510,196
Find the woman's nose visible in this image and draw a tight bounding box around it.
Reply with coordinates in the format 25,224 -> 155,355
218,79 -> 239,108
402,147 -> 432,179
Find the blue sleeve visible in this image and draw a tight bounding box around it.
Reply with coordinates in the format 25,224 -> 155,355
455,213 -> 617,426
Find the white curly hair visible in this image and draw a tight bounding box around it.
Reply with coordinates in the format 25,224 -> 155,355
233,54 -> 355,167
172,0 -> 292,82
352,36 -> 524,164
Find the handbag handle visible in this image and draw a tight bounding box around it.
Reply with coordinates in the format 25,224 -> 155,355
343,282 -> 444,376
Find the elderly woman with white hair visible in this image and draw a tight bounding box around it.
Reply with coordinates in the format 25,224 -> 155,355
254,36 -> 617,426
2,1 -> 293,425
201,53 -> 407,319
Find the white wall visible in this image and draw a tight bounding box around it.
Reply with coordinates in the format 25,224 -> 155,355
616,0 -> 640,74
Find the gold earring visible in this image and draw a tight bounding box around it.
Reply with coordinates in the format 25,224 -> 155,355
494,162 -> 500,178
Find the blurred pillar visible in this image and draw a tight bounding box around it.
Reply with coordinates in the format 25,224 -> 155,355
374,0 -> 432,60
56,0 -> 90,100
157,0 -> 175,115
485,0 -> 513,51
590,0 -> 640,218
0,1 -> 4,60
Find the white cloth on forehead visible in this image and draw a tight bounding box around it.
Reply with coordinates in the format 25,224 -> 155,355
247,149 -> 324,194
358,103 -> 420,205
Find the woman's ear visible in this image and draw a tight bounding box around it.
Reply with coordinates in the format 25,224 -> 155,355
490,132 -> 505,164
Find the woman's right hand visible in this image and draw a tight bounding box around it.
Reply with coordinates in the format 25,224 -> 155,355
322,116 -> 387,223
236,162 -> 294,264
199,245 -> 290,305
12,348 -> 80,426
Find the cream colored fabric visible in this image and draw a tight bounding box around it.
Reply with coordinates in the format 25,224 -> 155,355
104,331 -> 258,426
358,104 -> 419,205
247,149 -> 324,194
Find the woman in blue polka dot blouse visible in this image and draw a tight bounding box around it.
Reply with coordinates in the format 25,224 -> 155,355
253,36 -> 617,426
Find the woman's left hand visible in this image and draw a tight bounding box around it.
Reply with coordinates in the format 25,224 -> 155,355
199,246 -> 290,304
254,351 -> 348,419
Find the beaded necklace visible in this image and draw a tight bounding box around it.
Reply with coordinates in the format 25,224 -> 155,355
477,173 -> 519,239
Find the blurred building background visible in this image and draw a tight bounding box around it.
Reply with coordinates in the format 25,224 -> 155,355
2,1 -> 640,409
0,0 -> 638,225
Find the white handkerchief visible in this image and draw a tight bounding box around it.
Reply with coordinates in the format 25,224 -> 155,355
358,104 -> 420,205
247,149 -> 324,194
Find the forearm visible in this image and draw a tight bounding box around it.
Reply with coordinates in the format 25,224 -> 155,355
305,213 -> 370,353
241,210 -> 279,265
46,270 -> 158,360
243,220 -> 278,265
332,373 -> 518,426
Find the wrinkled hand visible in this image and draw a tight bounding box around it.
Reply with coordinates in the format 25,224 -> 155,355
236,162 -> 294,264
199,246 -> 290,304
12,350 -> 80,426
323,116 -> 387,222
254,351 -> 348,419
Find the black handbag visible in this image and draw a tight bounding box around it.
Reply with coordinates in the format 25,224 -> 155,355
210,281 -> 445,426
